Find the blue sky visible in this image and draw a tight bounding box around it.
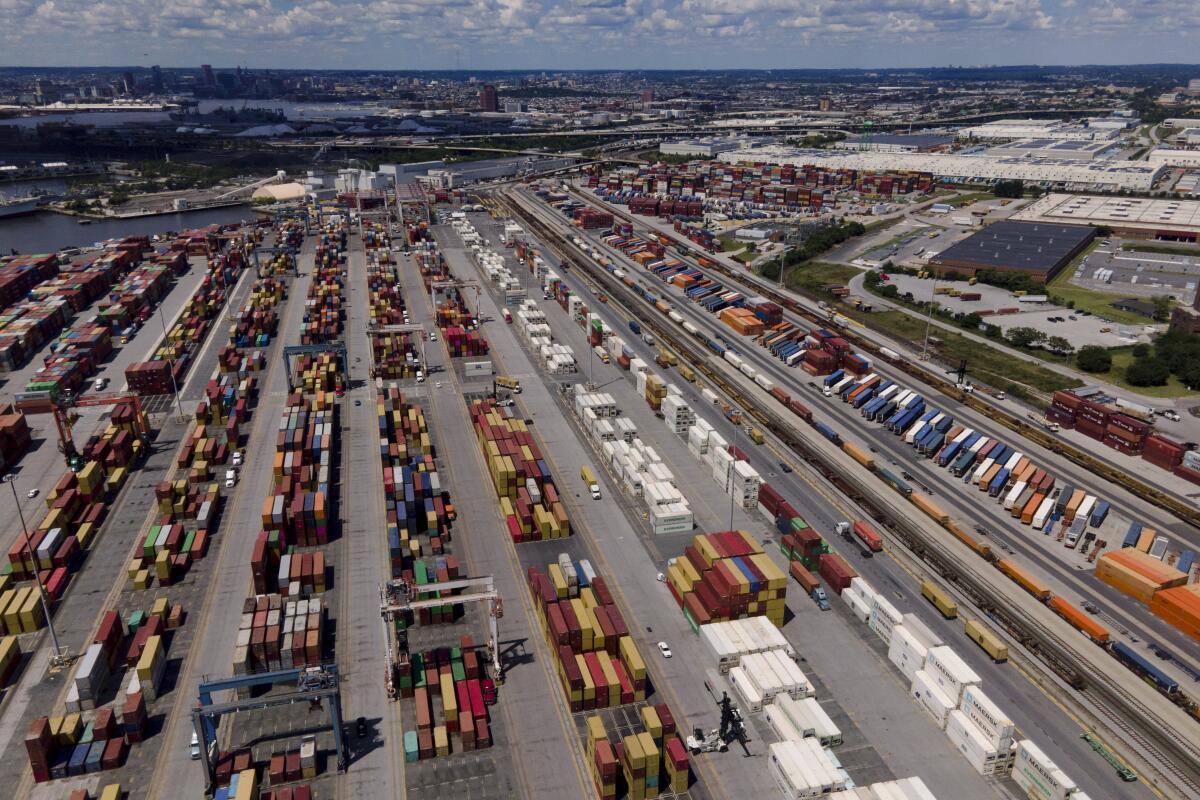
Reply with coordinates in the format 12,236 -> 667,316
0,0 -> 1197,71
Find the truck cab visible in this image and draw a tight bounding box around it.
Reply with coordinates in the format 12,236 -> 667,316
812,587 -> 830,611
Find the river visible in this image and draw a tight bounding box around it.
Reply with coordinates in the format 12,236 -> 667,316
1,100 -> 401,129
0,205 -> 264,254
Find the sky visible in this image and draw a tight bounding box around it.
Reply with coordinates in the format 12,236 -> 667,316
0,0 -> 1199,71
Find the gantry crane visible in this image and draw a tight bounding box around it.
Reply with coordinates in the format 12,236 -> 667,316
365,323 -> 428,377
379,574 -> 503,699
192,665 -> 347,791
51,392 -> 150,470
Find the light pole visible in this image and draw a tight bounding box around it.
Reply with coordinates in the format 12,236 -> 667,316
727,413 -> 739,531
158,305 -> 186,421
4,474 -> 62,658
776,243 -> 791,289
920,266 -> 940,361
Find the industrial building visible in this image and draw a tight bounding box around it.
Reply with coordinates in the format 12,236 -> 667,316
930,220 -> 1096,282
1146,148 -> 1200,169
717,145 -> 1164,191
660,136 -> 762,158
957,118 -> 1120,142
987,139 -> 1116,161
834,133 -> 955,153
1015,193 -> 1200,242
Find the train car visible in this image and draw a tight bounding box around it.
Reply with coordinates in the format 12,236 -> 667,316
1110,641 -> 1179,696
921,579 -> 959,619
1047,596 -> 1111,645
945,522 -> 995,562
964,618 -> 1009,662
995,559 -> 1051,601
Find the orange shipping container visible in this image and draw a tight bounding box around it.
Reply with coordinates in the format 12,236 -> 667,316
978,464 -> 1002,490
1021,492 -> 1044,525
1135,529 -> 1155,552
996,559 -> 1051,600
1047,596 -> 1110,644
1095,558 -> 1162,605
1064,489 -> 1085,521
1149,585 -> 1200,643
1102,548 -> 1187,588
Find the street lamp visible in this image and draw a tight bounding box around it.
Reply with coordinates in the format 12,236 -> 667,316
157,305 -> 187,421
4,474 -> 62,659
776,243 -> 791,289
920,266 -> 940,361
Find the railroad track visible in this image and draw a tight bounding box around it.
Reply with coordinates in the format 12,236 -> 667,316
498,188 -> 1200,798
568,187 -> 1200,534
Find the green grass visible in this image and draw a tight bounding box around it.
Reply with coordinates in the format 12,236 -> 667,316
1121,242 -> 1200,257
943,192 -> 996,207
783,262 -> 863,293
716,232 -> 756,264
1102,348 -> 1196,399
852,310 -> 1081,397
863,215 -> 905,234
1044,241 -> 1164,326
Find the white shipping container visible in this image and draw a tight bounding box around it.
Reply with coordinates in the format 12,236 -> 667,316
1013,740 -> 1078,800
869,596 -> 903,643
960,685 -> 1015,750
901,613 -> 943,649
946,710 -> 1011,776
849,576 -> 876,606
728,665 -> 763,713
888,625 -> 929,681
911,670 -> 955,730
924,646 -> 982,705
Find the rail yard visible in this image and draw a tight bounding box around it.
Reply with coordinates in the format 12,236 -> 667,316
0,171 -> 1196,800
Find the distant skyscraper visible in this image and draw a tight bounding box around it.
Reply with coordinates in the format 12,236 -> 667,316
122,72 -> 135,96
819,97 -> 832,112
151,65 -> 164,94
640,89 -> 654,104
201,64 -> 216,87
479,85 -> 499,113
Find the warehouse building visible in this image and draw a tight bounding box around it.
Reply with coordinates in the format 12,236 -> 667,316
717,146 -> 1165,192
1015,193 -> 1200,242
1146,149 -> 1200,169
833,133 -> 955,153
660,136 -> 761,158
988,138 -> 1116,161
958,118 -> 1119,142
930,220 -> 1097,283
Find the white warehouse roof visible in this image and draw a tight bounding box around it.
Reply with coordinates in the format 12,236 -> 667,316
716,146 -> 1165,191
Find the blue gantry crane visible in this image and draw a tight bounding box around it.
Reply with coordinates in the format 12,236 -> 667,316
192,665 -> 347,791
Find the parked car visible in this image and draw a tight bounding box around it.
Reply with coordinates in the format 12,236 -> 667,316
656,641 -> 672,659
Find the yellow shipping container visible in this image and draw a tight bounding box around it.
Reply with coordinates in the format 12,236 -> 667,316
3,587 -> 29,634
434,725 -> 450,757
637,732 -> 659,771
19,588 -> 44,633
441,672 -> 457,720
598,653 -> 620,704
619,636 -> 646,680
576,654 -> 596,701
76,522 -> 96,549
233,767 -> 257,800
136,635 -> 164,681
586,715 -> 606,745
640,705 -> 662,740
99,785 -> 122,800
548,564 -> 568,598
749,553 -> 787,590
624,733 -> 646,769
694,535 -> 721,567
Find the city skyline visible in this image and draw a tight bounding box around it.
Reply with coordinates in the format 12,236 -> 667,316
1,0 -> 1199,70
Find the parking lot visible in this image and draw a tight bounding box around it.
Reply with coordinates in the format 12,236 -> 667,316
1075,240 -> 1200,306
875,272 -> 1148,347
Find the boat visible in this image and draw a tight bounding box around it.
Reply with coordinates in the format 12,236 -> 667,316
77,218 -> 93,225
0,195 -> 44,219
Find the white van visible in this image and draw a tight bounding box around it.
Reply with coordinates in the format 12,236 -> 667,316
224,469 -> 237,489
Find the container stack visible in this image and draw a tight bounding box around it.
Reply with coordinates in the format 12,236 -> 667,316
396,641 -> 493,760
1095,547 -> 1188,605
377,388 -> 453,574
665,531 -> 787,630
1149,584 -> 1200,642
302,230 -> 345,344
585,704 -> 687,800
26,712 -> 130,783
469,399 -> 570,542
767,739 -> 849,796
527,557 -> 649,711
125,361 -> 175,396
135,633 -> 167,701
228,277 -> 284,347
1012,741 -> 1081,800
660,394 -> 695,436
232,594 -> 326,677
697,616 -> 796,673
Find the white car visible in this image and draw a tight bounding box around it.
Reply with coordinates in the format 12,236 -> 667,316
232,451 -> 244,467
657,641 -> 672,659
429,332 -> 438,342
93,378 -> 108,391
26,488 -> 39,499
190,731 -> 201,760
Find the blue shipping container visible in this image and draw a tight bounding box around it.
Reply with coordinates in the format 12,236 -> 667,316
1089,500 -> 1110,528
